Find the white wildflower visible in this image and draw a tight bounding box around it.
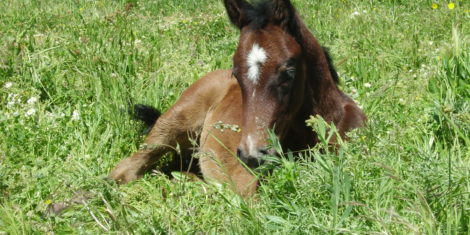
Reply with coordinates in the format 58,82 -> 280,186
4,82 -> 13,89
25,108 -> 36,116
46,112 -> 55,118
7,93 -> 19,100
27,97 -> 38,105
71,110 -> 80,120
352,11 -> 360,16
364,83 -> 372,88
7,101 -> 15,108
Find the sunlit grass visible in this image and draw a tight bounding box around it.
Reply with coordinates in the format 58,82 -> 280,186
0,0 -> 469,233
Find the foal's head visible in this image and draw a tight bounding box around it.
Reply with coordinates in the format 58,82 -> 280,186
225,0 -> 309,168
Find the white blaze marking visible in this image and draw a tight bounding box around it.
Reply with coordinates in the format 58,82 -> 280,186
246,43 -> 267,84
246,135 -> 258,158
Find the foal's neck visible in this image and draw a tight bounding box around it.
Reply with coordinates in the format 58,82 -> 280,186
293,16 -> 344,130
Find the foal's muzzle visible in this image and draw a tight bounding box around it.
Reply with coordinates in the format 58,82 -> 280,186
236,147 -> 274,169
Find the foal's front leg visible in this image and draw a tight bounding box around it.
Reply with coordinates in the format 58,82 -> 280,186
109,70 -> 233,184
109,93 -> 210,184
109,117 -> 186,184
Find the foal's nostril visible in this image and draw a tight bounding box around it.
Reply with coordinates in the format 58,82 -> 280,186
236,147 -> 270,168
258,148 -> 269,155
236,148 -> 243,157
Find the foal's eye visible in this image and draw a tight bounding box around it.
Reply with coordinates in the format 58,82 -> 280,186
278,68 -> 296,86
285,68 -> 296,79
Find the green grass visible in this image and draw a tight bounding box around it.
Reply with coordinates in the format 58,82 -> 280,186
0,0 -> 469,233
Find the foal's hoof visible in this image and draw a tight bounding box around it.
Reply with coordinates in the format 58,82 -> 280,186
108,169 -> 141,184
108,158 -> 144,184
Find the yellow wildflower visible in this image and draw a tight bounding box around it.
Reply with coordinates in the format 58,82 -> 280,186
448,3 -> 455,10
432,3 -> 438,9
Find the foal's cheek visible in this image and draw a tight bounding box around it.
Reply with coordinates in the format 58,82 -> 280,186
276,88 -> 292,113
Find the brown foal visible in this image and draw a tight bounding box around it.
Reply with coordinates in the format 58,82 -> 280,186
109,0 -> 366,197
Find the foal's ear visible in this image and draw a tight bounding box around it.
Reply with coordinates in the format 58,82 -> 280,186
272,0 -> 296,31
224,0 -> 250,29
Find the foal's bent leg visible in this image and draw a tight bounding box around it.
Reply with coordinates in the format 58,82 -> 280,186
109,98 -> 204,184
109,118 -> 184,184
109,70 -> 233,184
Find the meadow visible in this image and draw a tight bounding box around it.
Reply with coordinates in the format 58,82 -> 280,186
0,0 -> 469,234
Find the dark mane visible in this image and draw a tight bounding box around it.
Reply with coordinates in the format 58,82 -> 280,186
242,1 -> 297,32
322,47 -> 340,84
243,1 -> 273,29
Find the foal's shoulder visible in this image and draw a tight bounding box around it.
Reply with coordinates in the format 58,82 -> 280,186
181,69 -> 238,104
201,69 -> 233,81
196,69 -> 238,89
